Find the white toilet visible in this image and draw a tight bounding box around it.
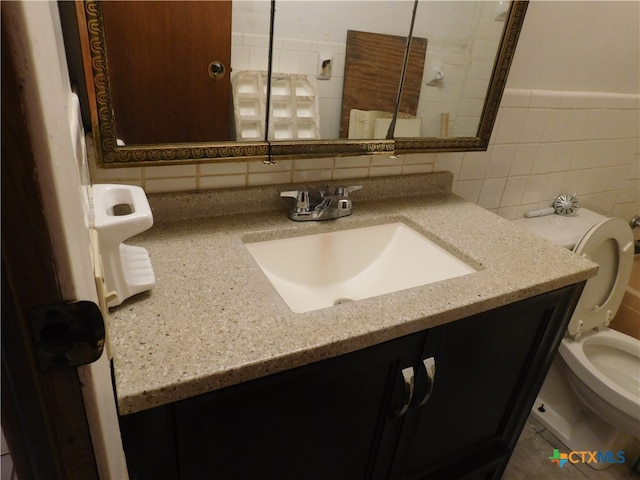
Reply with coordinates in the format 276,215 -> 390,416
514,208 -> 639,469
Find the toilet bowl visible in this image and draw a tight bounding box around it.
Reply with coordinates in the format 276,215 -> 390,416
514,208 -> 639,469
560,328 -> 640,439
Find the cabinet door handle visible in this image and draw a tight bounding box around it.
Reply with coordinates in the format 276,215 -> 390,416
415,357 -> 436,407
392,366 -> 415,417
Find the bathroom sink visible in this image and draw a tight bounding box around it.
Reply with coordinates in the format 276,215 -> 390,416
244,222 -> 476,313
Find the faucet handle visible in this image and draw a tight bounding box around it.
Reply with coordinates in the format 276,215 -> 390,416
334,185 -> 363,197
280,190 -> 310,212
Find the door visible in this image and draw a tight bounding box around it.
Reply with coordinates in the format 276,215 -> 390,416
100,1 -> 233,144
2,3 -> 127,478
2,14 -> 98,479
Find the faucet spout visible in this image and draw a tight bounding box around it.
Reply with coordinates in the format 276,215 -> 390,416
280,185 -> 363,221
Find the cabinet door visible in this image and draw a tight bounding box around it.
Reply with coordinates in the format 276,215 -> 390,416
388,287 -> 579,480
173,331 -> 426,480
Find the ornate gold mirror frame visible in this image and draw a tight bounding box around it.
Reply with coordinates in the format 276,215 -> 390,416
78,0 -> 528,167
78,0 -> 271,166
395,0 -> 528,154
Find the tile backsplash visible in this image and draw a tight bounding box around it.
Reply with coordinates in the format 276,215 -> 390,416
89,88 -> 639,224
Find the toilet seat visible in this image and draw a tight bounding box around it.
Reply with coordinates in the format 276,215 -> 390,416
567,217 -> 634,338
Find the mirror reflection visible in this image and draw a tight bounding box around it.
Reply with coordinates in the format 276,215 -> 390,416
267,1 -> 416,141
100,1 -> 271,145
79,0 -> 527,165
100,0 -> 508,145
266,1 -> 509,142
395,0 -> 509,139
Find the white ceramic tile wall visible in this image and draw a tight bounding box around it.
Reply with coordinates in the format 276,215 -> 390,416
418,1 -> 505,137
230,24 -> 501,140
89,89 -> 640,224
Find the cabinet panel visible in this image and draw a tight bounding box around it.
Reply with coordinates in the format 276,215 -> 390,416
119,403 -> 178,479
173,331 -> 426,480
388,287 -> 579,480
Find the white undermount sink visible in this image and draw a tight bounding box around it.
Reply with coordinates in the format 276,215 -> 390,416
244,222 -> 476,313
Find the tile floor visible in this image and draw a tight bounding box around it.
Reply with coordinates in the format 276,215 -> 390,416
503,416 -> 640,480
1,429 -> 16,480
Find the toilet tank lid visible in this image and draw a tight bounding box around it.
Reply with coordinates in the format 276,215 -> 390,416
513,208 -> 608,249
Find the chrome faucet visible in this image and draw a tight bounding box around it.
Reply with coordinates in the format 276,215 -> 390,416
280,185 -> 363,221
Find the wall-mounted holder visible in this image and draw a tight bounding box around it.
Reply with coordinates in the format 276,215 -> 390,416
92,184 -> 156,307
316,52 -> 333,80
426,63 -> 445,86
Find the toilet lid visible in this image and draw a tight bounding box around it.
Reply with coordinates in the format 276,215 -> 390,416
567,217 -> 634,338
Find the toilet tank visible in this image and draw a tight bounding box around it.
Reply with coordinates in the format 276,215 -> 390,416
513,208 -> 608,249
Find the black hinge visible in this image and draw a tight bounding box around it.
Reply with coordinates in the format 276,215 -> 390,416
29,301 -> 105,371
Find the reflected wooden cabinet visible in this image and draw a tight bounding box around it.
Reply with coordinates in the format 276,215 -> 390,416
119,284 -> 581,480
101,1 -> 233,144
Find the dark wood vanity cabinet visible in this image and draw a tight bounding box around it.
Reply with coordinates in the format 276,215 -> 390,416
119,284 -> 583,480
383,284 -> 581,480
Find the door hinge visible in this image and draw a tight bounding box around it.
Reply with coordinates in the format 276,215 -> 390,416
29,301 -> 105,371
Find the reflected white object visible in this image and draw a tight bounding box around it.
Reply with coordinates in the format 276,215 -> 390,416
245,222 -> 476,313
231,71 -> 321,141
426,63 -> 445,86
374,118 -> 422,138
440,112 -> 449,137
348,109 -> 393,139
348,110 -> 421,139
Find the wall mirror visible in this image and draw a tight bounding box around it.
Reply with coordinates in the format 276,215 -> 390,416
394,0 -> 527,153
77,0 -> 527,167
266,1 -> 419,158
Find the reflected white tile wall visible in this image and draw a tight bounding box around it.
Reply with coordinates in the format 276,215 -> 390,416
89,89 -> 639,225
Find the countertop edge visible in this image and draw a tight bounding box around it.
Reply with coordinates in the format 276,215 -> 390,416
109,174 -> 598,415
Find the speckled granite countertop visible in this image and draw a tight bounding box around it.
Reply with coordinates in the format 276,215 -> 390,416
108,173 -> 597,415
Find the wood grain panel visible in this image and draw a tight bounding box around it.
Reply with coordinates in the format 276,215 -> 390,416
101,1 -> 232,144
340,30 -> 427,138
